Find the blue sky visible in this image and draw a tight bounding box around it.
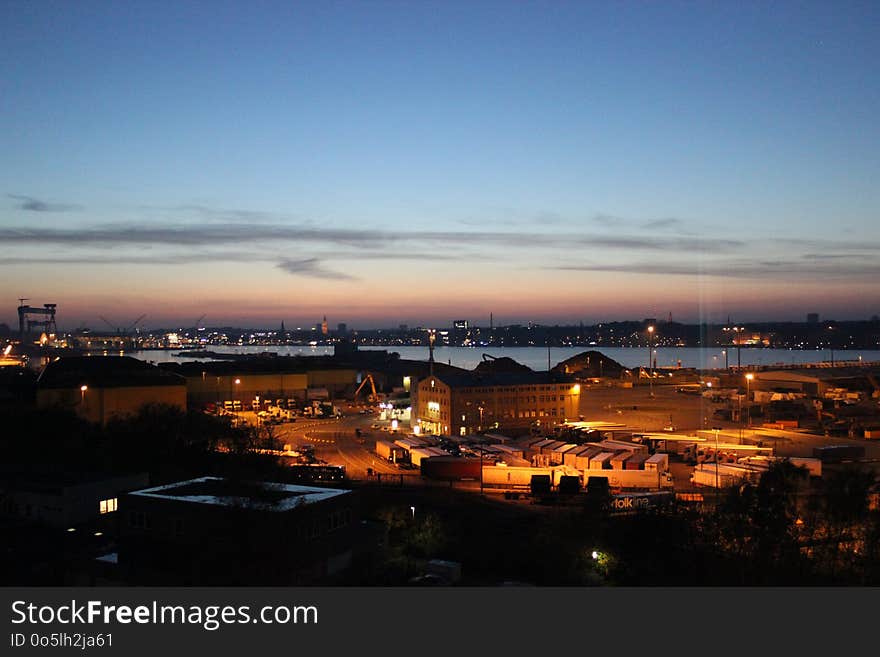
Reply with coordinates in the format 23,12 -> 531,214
2,1 -> 879,329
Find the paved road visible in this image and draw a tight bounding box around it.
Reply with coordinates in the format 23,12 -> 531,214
270,408 -> 403,480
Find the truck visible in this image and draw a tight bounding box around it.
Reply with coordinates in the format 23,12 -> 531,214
481,465 -> 580,490
581,468 -> 674,491
737,455 -> 822,478
690,463 -> 762,488
530,474 -> 552,496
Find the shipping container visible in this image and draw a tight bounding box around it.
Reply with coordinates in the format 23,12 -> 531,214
375,440 -> 396,460
575,447 -> 603,470
421,456 -> 482,480
624,452 -> 650,470
588,452 -> 615,470
409,447 -> 440,467
563,445 -> 593,467
644,453 -> 669,472
610,452 -> 632,470
550,444 -> 579,465
690,463 -> 762,487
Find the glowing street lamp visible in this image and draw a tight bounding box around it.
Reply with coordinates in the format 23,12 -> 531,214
745,373 -> 755,428
80,384 -> 88,405
646,326 -> 655,398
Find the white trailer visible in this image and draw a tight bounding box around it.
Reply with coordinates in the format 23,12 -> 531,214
690,463 -> 762,488
581,468 -> 673,490
410,447 -> 443,467
480,465 -> 579,489
550,443 -> 578,465
481,465 -> 552,488
736,455 -> 822,478
375,440 -> 396,460
588,452 -> 615,470
644,453 -> 669,472
594,439 -> 648,453
575,447 -> 603,470
563,445 -> 592,467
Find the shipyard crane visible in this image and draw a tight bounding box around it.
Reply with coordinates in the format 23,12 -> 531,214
354,373 -> 382,403
98,314 -> 146,336
126,314 -> 147,334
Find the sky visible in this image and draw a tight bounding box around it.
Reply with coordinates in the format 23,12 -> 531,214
2,1 -> 879,330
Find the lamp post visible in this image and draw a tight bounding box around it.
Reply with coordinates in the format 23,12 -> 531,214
745,373 -> 754,429
80,384 -> 88,406
722,349 -> 728,370
647,325 -> 655,398
712,426 -> 722,496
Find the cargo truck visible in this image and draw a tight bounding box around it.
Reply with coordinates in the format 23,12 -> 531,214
581,468 -> 673,491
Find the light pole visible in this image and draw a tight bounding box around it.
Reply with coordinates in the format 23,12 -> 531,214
647,325 -> 655,398
745,373 -> 754,429
722,349 -> 728,370
712,426 -> 722,495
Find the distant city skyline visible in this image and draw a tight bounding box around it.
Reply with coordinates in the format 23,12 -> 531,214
2,2 -> 879,328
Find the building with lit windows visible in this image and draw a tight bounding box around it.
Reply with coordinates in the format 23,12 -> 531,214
415,373 -> 581,436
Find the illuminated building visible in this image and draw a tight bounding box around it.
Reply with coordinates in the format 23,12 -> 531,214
415,373 -> 581,436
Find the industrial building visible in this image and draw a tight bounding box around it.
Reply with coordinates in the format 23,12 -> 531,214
747,366 -> 880,398
117,476 -> 361,585
158,359 -> 359,407
36,356 -> 186,425
414,371 -> 581,436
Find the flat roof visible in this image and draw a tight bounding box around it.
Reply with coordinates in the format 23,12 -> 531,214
38,356 -> 186,389
129,476 -> 349,511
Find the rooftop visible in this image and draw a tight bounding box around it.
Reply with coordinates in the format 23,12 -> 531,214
431,370 -> 575,389
128,476 -> 349,511
37,356 -> 185,389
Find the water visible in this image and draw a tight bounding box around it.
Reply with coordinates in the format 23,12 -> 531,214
124,345 -> 880,371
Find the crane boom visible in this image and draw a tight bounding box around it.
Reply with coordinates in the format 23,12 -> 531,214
126,314 -> 147,332
354,373 -> 379,401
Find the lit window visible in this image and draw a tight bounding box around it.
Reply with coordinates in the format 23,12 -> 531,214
99,498 -> 118,514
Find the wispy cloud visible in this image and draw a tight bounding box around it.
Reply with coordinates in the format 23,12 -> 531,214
0,222 -> 745,253
642,217 -> 683,230
276,258 -> 356,281
550,256 -> 880,279
162,204 -> 291,224
8,194 -> 82,212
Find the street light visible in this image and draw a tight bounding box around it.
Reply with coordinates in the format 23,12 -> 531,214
80,384 -> 88,405
745,373 -> 754,429
712,426 -> 722,493
647,326 -> 655,398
